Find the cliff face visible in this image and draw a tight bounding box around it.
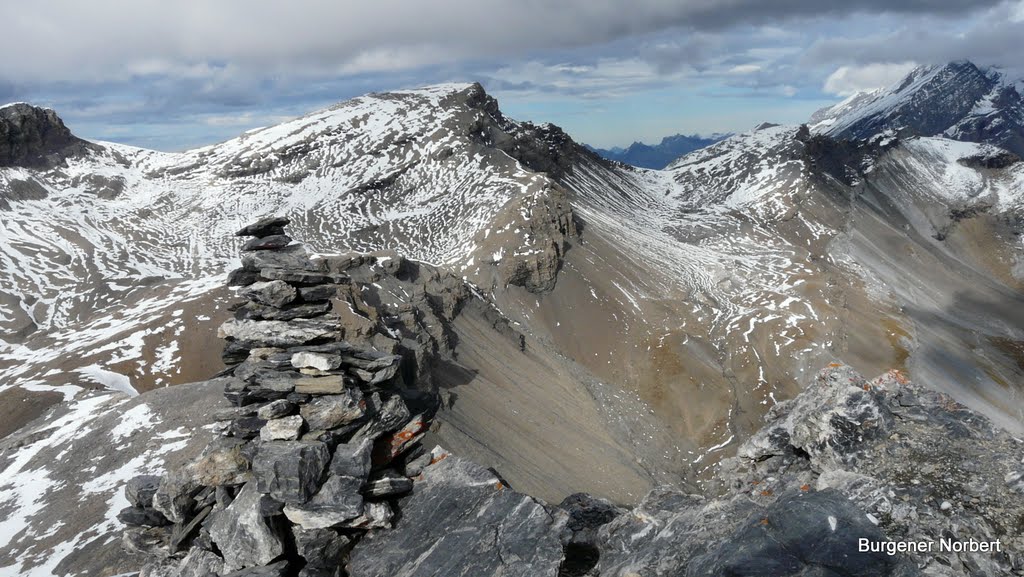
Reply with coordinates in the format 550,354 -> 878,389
0,103 -> 93,168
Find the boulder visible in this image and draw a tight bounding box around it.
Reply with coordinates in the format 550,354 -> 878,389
291,351 -> 342,372
117,506 -> 170,527
347,454 -> 567,576
283,474 -> 366,529
208,483 -> 286,573
218,318 -> 342,348
292,526 -> 352,569
298,284 -> 342,302
257,400 -> 297,420
151,471 -> 201,524
193,438 -> 251,486
252,441 -> 331,504
300,390 -> 366,431
235,301 -> 333,321
236,216 -> 290,238
125,474 -> 162,508
175,547 -> 225,577
222,560 -> 291,577
293,376 -> 349,395
242,234 -> 293,252
242,280 -> 298,308
260,415 -> 306,441
364,471 -> 413,498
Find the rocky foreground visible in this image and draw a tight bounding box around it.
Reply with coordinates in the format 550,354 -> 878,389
109,217 -> 1024,577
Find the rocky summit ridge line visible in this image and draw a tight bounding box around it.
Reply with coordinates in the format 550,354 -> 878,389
108,218 -> 1024,577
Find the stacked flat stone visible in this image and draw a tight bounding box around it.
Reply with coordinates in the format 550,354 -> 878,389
121,217 -> 440,577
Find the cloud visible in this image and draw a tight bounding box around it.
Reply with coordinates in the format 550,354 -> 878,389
823,62 -> 918,96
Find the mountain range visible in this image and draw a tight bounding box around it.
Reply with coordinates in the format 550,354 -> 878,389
586,133 -> 729,169
1,60 -> 1024,576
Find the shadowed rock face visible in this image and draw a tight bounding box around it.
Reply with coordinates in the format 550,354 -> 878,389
0,103 -> 93,167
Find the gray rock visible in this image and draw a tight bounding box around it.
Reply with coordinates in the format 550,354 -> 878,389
292,351 -> 342,371
175,547 -> 225,577
228,267 -> 262,287
241,244 -> 312,272
260,415 -> 306,441
193,439 -> 250,486
300,390 -> 365,431
222,560 -> 291,577
235,301 -> 333,321
117,506 -> 170,527
242,280 -> 298,308
338,501 -> 393,530
292,526 -> 352,569
123,526 -> 172,557
208,483 -> 286,573
347,452 -> 567,577
138,557 -> 180,577
125,474 -> 162,508
252,440 -> 331,504
350,394 -> 409,442
257,399 -> 296,420
283,474 -> 366,529
298,284 -> 342,302
260,268 -> 347,286
293,375 -> 349,395
152,471 -> 201,524
686,490 -> 918,577
364,471 -> 413,497
242,234 -> 293,252
218,318 -> 342,348
236,216 -> 290,238
331,439 -> 373,480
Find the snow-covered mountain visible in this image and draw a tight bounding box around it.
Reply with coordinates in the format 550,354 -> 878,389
811,61 -> 1024,156
2,65 -> 1024,516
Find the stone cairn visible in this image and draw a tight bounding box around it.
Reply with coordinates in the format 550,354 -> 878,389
120,217 -> 443,577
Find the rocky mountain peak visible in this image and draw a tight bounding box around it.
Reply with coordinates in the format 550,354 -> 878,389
0,102 -> 93,167
812,60 -> 1024,156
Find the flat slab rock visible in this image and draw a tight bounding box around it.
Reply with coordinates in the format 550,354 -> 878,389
347,450 -> 568,577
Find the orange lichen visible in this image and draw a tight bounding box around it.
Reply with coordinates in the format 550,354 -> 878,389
862,384 -> 871,391
760,489 -> 773,496
494,482 -> 505,490
751,480 -> 761,485
760,518 -> 770,526
429,453 -> 449,465
800,484 -> 811,492
827,362 -> 843,368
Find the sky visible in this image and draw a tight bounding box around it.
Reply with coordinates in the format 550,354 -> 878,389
2,0 -> 1022,151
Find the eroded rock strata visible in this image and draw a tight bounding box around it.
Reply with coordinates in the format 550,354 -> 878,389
122,219 -> 1024,577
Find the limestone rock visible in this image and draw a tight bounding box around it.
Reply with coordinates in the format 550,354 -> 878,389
218,318 -> 342,348
291,351 -> 342,371
260,415 -> 306,441
152,471 -> 201,524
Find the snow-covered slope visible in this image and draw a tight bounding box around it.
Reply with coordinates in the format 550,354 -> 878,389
811,61 -> 1024,156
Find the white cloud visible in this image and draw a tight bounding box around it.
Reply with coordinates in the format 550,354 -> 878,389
823,62 -> 918,96
1012,0 -> 1024,22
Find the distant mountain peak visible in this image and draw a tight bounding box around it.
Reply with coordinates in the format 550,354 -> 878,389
588,132 -> 729,169
0,102 -> 94,167
811,60 -> 1024,156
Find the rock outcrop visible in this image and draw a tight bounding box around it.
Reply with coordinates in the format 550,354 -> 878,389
0,102 -> 93,167
596,366 -> 1024,576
